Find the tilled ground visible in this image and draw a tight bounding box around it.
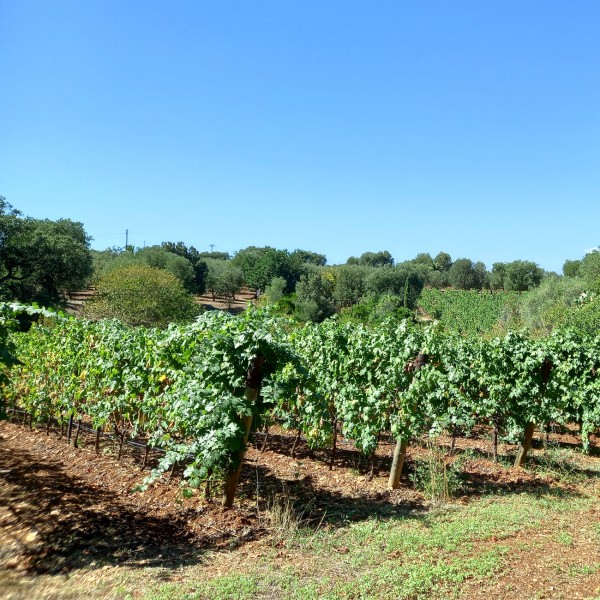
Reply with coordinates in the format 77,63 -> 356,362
0,419 -> 598,599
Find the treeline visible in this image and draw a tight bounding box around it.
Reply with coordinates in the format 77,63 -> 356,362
2,197 -> 599,329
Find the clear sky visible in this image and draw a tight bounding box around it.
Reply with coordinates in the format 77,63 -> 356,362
1,1 -> 598,272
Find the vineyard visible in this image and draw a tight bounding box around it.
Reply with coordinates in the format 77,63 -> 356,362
417,288 -> 521,336
3,306 -> 600,507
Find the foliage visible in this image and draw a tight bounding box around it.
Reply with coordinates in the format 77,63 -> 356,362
418,289 -> 520,336
204,259 -> 245,304
83,265 -> 201,327
5,305 -> 600,491
161,241 -> 210,294
503,260 -> 544,291
490,260 -> 545,291
333,265 -> 368,308
0,198 -> 93,306
95,245 -> 199,293
232,246 -> 304,292
369,294 -> 414,323
0,302 -> 60,418
196,251 -> 231,261
434,251 -> 453,273
5,308 -> 301,484
294,270 -> 335,322
448,258 -> 486,290
347,250 -> 393,267
563,259 -> 582,278
262,276 -> 287,305
291,249 -> 327,267
517,276 -> 586,335
563,293 -> 600,337
580,250 -> 600,292
364,266 -> 424,308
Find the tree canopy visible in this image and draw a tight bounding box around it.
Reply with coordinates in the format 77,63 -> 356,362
0,198 -> 93,306
347,250 -> 394,267
232,246 -> 304,292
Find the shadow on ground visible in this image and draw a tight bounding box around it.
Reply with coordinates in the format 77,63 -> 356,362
0,424 -> 593,578
0,436 -> 213,575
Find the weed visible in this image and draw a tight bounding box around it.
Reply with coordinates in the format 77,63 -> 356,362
555,531 -> 574,546
260,490 -> 307,544
410,438 -> 464,504
537,444 -> 580,479
568,563 -> 599,576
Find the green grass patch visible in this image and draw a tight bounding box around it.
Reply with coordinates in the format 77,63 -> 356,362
140,489 -> 593,600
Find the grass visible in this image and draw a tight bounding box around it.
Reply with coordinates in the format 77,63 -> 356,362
137,487 -> 595,600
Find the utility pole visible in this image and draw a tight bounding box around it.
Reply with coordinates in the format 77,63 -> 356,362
125,229 -> 129,250
209,244 -> 215,253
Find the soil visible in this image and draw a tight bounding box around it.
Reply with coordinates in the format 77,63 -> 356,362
196,288 -> 257,315
0,419 -> 598,599
65,288 -> 257,317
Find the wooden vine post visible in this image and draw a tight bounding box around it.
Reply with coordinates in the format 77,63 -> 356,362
222,354 -> 265,508
388,352 -> 428,490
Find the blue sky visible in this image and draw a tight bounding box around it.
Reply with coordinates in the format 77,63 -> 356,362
1,1 -> 599,272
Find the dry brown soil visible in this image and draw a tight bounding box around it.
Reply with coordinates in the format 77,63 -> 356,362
1,419 -> 599,599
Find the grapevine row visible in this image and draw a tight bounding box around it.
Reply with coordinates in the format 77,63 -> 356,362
2,307 -> 600,498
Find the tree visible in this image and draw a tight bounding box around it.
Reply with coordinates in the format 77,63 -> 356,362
474,261 -> 489,289
204,259 -> 244,304
413,253 -> 435,268
0,198 -> 93,306
291,249 -> 327,267
263,276 -> 287,304
580,250 -> 600,291
96,245 -> 199,293
562,259 -> 582,278
370,294 -> 413,323
351,250 -> 394,267
196,251 -> 231,261
294,270 -> 335,322
489,263 -> 507,290
503,261 -> 543,292
433,252 -> 453,272
448,259 -> 486,290
83,265 -> 200,327
365,266 -> 424,309
161,241 -> 210,294
232,246 -> 304,292
333,265 -> 368,307
137,246 -> 197,292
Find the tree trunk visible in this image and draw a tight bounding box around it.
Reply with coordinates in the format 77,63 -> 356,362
388,352 -> 428,489
291,429 -> 301,458
514,422 -> 535,468
388,438 -> 408,489
222,355 -> 265,508
493,424 -> 499,463
66,414 -> 74,444
329,417 -> 338,471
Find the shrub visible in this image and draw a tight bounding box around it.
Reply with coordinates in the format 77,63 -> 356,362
84,265 -> 201,327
